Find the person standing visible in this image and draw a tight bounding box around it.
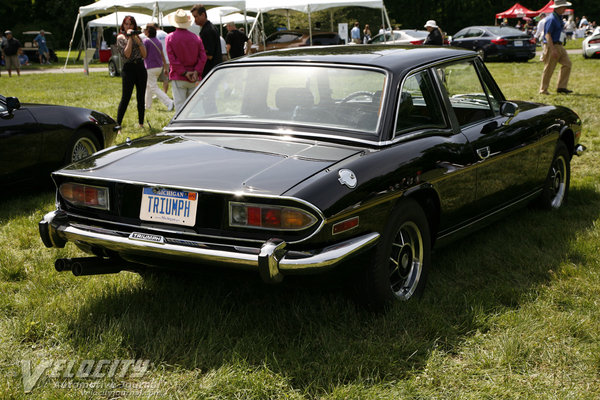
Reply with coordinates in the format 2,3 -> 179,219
362,24 -> 372,44
424,20 -> 443,45
147,23 -> 170,94
33,30 -> 50,64
191,4 -> 222,77
2,31 -> 21,77
535,13 -> 548,61
166,9 -> 207,111
116,15 -> 147,133
225,22 -> 251,59
143,24 -> 174,111
539,0 -> 573,95
350,22 -> 361,44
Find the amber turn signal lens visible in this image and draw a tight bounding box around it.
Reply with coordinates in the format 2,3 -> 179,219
59,183 -> 109,210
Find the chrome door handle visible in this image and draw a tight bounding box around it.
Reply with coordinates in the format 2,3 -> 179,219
477,146 -> 490,160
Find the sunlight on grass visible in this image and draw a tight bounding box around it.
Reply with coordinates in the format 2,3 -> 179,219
1,56 -> 600,398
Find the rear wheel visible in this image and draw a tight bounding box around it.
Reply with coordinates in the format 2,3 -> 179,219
476,48 -> 486,61
66,129 -> 100,164
108,60 -> 119,77
539,141 -> 570,210
357,199 -> 431,310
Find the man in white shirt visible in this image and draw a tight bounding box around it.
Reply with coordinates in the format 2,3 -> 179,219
535,14 -> 547,61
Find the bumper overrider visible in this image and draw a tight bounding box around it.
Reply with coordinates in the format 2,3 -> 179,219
39,211 -> 380,283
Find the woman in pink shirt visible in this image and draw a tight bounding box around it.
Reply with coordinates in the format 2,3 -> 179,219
165,10 -> 207,111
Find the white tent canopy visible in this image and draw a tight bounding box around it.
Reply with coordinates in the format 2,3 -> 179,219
246,0 -> 386,13
245,0 -> 390,49
86,8 -> 253,28
79,0 -> 246,17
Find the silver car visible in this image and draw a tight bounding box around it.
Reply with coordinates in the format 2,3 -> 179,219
368,30 -> 429,45
583,27 -> 600,58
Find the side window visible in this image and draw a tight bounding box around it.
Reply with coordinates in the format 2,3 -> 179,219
396,70 -> 446,134
435,61 -> 495,127
453,29 -> 468,39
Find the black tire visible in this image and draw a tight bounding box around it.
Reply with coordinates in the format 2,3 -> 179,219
357,198 -> 431,310
66,129 -> 100,164
539,141 -> 570,210
108,60 -> 119,77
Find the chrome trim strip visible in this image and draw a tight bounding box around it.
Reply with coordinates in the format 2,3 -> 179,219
46,211 -> 380,273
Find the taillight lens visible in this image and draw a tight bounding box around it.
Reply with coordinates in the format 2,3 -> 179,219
491,38 -> 508,45
529,38 -> 536,45
410,40 -> 424,45
229,202 -> 317,231
589,39 -> 600,44
59,183 -> 109,210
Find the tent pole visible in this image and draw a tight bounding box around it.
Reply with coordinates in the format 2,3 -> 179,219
261,11 -> 266,49
64,12 -> 81,71
330,10 -> 334,32
308,5 -> 312,46
287,10 -> 290,30
82,14 -> 89,75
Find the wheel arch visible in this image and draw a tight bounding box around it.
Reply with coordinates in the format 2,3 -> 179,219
76,123 -> 105,148
403,186 -> 441,247
559,127 -> 575,159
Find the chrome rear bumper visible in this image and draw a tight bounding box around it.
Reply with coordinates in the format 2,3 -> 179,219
39,211 -> 380,283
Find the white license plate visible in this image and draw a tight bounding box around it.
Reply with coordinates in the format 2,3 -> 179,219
514,40 -> 523,47
140,187 -> 198,226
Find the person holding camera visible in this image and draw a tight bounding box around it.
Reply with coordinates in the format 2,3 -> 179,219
116,15 -> 147,133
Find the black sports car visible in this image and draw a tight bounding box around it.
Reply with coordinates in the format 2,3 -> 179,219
1,95 -> 117,185
451,26 -> 536,61
39,46 -> 585,309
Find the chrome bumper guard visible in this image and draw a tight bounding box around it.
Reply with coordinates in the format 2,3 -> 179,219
39,211 -> 380,283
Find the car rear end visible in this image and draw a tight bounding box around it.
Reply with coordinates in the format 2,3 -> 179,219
486,27 -> 536,60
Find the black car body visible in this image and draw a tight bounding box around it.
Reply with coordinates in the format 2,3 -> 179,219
1,95 -> 117,184
451,26 -> 536,61
39,46 -> 584,308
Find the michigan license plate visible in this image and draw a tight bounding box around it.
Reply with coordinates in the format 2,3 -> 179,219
514,40 -> 523,47
139,187 -> 198,226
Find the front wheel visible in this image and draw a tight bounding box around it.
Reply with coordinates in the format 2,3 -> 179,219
357,199 -> 431,310
539,141 -> 570,210
66,129 -> 100,164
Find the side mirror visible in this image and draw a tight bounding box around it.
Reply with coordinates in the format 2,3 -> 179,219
6,97 -> 21,113
500,101 -> 519,118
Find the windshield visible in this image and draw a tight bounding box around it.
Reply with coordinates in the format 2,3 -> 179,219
176,65 -> 387,136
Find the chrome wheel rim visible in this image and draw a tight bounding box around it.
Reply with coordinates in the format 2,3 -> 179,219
549,155 -> 567,209
388,221 -> 423,300
71,137 -> 97,162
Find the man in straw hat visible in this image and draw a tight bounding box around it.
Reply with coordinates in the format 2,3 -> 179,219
539,0 -> 573,95
166,9 -> 207,111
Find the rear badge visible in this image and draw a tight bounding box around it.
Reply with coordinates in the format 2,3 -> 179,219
129,232 -> 165,244
338,169 -> 357,189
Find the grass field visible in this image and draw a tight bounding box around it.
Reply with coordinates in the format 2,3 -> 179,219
1,55 -> 600,399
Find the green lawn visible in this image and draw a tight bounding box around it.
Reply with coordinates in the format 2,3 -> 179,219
1,56 -> 600,399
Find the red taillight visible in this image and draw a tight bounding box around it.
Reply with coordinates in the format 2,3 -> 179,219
529,38 -> 536,45
410,40 -> 424,45
230,202 -> 318,231
589,39 -> 600,44
59,183 -> 109,210
491,38 -> 508,45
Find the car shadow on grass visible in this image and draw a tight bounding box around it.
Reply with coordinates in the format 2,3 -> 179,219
66,186 -> 600,391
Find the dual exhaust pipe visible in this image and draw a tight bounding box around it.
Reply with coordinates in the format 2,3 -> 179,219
55,257 -> 124,276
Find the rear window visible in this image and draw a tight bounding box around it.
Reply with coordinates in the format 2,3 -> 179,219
176,65 -> 388,136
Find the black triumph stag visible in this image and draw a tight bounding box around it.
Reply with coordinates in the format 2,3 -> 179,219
39,46 -> 585,309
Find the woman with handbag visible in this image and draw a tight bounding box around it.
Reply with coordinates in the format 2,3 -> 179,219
143,24 -> 174,111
